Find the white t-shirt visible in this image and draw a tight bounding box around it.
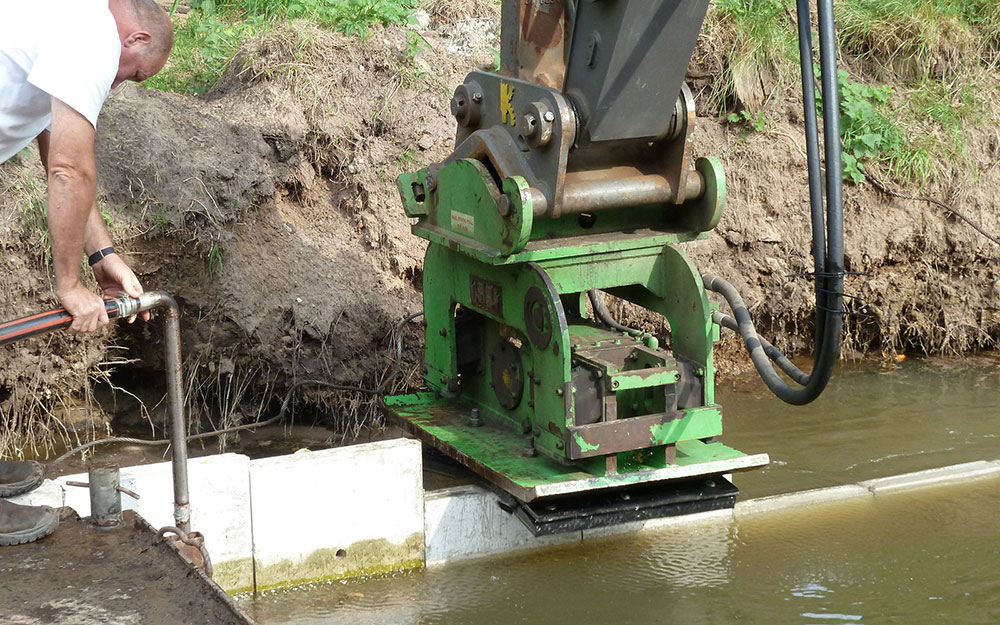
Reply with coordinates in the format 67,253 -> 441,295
0,0 -> 121,164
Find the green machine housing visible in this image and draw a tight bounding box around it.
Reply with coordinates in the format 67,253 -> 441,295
384,0 -> 768,534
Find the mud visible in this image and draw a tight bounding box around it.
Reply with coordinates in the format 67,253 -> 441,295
1,2 -> 999,451
0,509 -> 253,625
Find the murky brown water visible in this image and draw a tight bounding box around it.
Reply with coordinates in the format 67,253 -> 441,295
242,478 -> 1000,624
719,357 -> 1000,498
240,359 -> 1000,624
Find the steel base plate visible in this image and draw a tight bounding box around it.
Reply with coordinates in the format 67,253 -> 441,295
383,392 -> 768,503
496,474 -> 738,536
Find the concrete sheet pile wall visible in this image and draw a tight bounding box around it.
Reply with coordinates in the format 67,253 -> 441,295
11,439 -> 1000,595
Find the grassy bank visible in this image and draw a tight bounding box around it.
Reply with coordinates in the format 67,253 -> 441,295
148,0 -> 420,94
707,0 -> 999,186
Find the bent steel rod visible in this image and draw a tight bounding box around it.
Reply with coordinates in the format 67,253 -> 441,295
0,291 -> 191,533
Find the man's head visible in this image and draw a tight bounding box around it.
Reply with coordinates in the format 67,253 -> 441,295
109,0 -> 174,88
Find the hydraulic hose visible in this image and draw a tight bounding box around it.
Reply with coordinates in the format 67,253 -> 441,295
587,290 -> 658,348
0,299 -> 127,346
711,310 -> 809,386
707,0 -> 844,405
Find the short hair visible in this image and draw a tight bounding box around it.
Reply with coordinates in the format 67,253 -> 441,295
132,0 -> 174,59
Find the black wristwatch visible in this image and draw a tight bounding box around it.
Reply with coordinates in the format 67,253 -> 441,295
87,246 -> 116,267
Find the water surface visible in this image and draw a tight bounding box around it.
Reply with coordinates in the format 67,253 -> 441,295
243,478 -> 1000,625
719,357 -> 1000,498
241,358 -> 1000,624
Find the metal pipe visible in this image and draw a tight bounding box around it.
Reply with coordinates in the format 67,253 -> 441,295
555,175 -> 676,216
136,291 -> 190,533
0,290 -> 191,533
88,464 -> 123,527
537,171 -> 706,217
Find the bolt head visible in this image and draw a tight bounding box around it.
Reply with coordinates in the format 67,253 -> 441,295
497,194 -> 511,217
543,111 -> 555,122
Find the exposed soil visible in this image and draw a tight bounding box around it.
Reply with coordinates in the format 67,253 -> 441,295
1,2 -> 999,455
0,510 -> 253,625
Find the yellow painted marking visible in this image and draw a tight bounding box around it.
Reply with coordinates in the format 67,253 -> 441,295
500,82 -> 516,127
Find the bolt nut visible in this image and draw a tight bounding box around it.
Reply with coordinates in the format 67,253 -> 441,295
451,83 -> 483,128
519,101 -> 554,148
469,408 -> 483,427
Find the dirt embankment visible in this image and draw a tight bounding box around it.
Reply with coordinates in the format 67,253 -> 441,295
1,4 -> 998,454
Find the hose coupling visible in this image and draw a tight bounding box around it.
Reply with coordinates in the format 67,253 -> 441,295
113,293 -> 142,319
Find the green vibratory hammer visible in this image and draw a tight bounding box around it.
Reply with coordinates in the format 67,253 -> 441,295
384,0 -> 845,534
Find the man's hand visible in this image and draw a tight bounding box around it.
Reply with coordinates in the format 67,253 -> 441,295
58,282 -> 109,333
92,254 -> 150,323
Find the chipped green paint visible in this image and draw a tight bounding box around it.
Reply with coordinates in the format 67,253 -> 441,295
253,533 -> 424,593
610,369 -> 678,391
385,393 -> 748,502
388,152 -> 756,501
574,432 -> 600,454
648,406 -> 722,445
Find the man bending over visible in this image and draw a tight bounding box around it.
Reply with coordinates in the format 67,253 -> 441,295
0,0 -> 174,545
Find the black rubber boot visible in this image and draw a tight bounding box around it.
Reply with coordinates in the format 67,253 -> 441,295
0,461 -> 44,497
0,500 -> 59,546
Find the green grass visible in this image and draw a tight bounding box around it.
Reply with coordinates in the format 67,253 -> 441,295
147,0 -> 418,95
208,242 -> 224,277
706,0 -> 798,112
708,0 -> 996,186
145,12 -> 260,94
837,0 -> 1000,75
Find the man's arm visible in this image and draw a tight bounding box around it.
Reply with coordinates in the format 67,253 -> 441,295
38,109 -> 148,328
45,98 -> 108,332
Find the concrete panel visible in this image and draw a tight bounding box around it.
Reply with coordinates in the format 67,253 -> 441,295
424,485 -> 581,566
734,484 -> 872,518
249,438 -> 424,590
57,454 -> 254,593
859,461 -> 1000,495
5,479 -> 64,508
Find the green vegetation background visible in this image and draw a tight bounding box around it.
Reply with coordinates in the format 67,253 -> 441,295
149,0 -> 1000,188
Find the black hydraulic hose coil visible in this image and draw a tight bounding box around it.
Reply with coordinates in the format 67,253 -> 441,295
708,0 -> 844,406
